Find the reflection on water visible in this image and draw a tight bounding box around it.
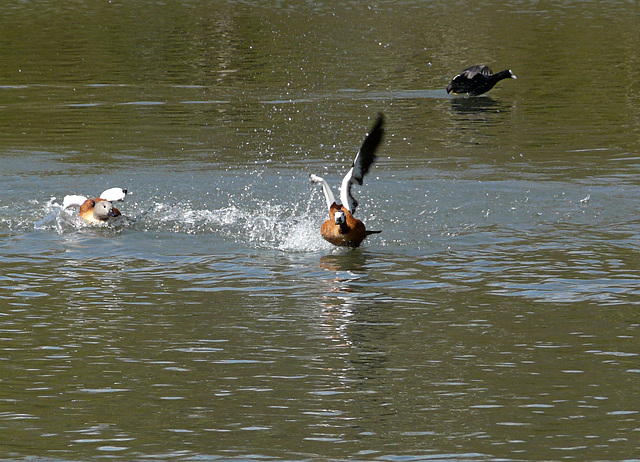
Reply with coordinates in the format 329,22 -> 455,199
449,96 -> 511,116
2,0 -> 640,461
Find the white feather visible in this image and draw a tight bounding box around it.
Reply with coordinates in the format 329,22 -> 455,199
310,114 -> 384,216
100,187 -> 127,202
309,174 -> 335,211
339,167 -> 356,213
62,195 -> 88,209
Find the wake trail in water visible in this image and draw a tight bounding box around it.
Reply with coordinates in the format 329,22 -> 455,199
31,194 -> 330,252
146,195 -> 328,252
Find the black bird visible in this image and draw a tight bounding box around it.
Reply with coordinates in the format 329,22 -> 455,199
446,65 -> 517,96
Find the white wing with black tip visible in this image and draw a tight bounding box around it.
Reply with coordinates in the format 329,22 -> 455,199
340,114 -> 385,214
100,187 -> 128,202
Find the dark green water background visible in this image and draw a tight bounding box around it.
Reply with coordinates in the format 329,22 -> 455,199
1,1 -> 640,460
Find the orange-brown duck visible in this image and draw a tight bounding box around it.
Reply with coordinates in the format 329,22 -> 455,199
62,187 -> 127,224
310,114 -> 384,248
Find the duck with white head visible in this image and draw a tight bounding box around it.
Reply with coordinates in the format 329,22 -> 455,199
62,187 -> 128,224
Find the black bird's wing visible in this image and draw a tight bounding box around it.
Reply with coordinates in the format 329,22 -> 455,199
458,65 -> 493,80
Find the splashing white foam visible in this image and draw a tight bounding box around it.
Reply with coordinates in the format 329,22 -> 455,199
143,199 -> 329,252
151,202 -> 243,233
34,198 -> 82,233
33,195 -> 330,251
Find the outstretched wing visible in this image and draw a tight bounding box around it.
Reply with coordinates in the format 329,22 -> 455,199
310,174 -> 336,211
340,114 -> 385,214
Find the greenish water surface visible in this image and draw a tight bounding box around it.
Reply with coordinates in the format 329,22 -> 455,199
1,1 -> 640,461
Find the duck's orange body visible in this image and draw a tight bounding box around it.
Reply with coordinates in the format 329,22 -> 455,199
320,203 -> 367,247
79,198 -> 121,224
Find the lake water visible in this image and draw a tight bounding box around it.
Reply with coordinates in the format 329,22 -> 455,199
1,1 -> 640,461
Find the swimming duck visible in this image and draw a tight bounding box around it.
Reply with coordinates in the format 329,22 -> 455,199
310,114 -> 384,248
446,65 -> 516,96
62,187 -> 128,224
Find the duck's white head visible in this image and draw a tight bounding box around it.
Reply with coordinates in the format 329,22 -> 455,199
334,210 -> 346,225
93,200 -> 116,221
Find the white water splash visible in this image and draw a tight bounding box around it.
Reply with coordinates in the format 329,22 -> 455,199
31,194 -> 330,252
148,200 -> 328,252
